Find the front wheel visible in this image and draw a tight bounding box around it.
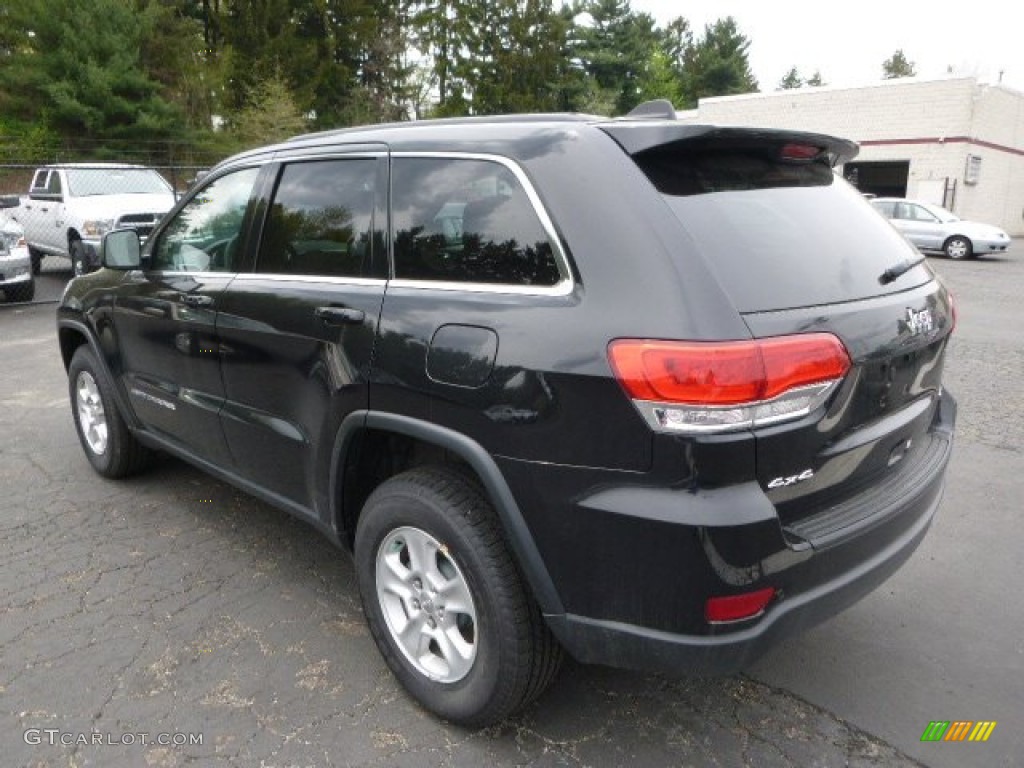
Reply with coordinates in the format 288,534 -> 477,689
944,235 -> 972,260
68,345 -> 151,478
354,467 -> 562,726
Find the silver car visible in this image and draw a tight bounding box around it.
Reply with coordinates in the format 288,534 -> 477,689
871,197 -> 1011,260
1,195 -> 35,302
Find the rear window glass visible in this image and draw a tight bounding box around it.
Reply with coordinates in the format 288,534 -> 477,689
635,147 -> 931,313
392,157 -> 561,287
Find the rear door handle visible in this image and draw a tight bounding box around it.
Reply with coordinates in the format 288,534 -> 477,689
315,306 -> 365,325
181,294 -> 214,308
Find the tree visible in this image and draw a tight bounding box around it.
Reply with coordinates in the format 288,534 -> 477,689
682,17 -> 758,105
0,0 -> 185,151
574,0 -> 660,115
229,71 -> 307,147
883,49 -> 916,79
778,66 -> 802,90
806,69 -> 826,87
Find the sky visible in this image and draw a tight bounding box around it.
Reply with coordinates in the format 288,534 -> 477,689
632,0 -> 1024,92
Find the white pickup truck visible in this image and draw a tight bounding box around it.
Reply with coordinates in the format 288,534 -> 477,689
16,164 -> 177,275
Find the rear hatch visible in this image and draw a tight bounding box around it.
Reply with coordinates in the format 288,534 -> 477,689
602,124 -> 954,545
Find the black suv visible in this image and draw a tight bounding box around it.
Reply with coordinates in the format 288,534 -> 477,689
58,104 -> 955,726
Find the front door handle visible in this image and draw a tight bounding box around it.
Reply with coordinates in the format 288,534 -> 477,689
315,306 -> 365,325
181,294 -> 214,308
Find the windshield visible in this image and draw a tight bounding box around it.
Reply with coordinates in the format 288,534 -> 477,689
65,168 -> 172,197
634,146 -> 933,312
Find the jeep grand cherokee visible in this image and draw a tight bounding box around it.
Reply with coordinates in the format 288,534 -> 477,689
58,103 -> 955,726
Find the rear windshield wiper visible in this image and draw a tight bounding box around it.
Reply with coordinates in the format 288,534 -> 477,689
879,255 -> 927,285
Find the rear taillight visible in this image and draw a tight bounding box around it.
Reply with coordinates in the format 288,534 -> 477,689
705,588 -> 777,624
608,334 -> 850,434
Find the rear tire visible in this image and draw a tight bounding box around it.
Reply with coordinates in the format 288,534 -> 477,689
944,236 -> 972,260
29,248 -> 42,275
354,466 -> 562,726
68,345 -> 151,478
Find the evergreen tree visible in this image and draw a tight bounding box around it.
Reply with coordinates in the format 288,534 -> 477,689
575,0 -> 660,115
778,66 -> 802,90
0,0 -> 184,150
682,17 -> 758,106
883,49 -> 916,79
806,69 -> 826,87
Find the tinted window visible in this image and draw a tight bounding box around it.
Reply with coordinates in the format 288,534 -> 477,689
152,168 -> 259,272
635,146 -> 931,312
392,157 -> 560,286
257,159 -> 376,278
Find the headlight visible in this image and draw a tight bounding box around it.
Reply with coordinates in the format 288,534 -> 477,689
82,219 -> 115,237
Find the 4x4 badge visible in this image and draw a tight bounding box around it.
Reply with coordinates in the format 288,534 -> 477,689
767,469 -> 814,489
906,307 -> 934,335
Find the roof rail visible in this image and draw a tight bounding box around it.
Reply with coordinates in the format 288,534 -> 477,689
625,99 -> 677,120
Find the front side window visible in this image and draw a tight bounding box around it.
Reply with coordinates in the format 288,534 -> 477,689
256,159 -> 377,278
151,168 -> 259,272
392,157 -> 561,287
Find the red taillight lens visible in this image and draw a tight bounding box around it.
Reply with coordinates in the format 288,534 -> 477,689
780,143 -> 823,160
608,334 -> 850,406
705,587 -> 777,623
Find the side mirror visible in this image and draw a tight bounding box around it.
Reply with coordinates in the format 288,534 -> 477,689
0,194 -> 20,209
102,229 -> 141,269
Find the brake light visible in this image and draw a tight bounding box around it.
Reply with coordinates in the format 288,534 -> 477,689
780,143 -> 823,161
705,588 -> 777,624
608,334 -> 850,433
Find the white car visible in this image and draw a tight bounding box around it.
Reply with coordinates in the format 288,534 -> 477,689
0,195 -> 34,302
871,198 -> 1011,260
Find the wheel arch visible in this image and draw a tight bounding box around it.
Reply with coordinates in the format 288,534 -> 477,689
329,411 -> 564,615
59,318 -> 140,431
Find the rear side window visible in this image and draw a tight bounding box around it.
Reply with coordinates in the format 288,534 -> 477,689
392,157 -> 561,287
257,159 -> 377,278
635,145 -> 931,312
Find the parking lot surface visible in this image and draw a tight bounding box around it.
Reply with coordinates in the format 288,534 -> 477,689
2,247 -> 1021,767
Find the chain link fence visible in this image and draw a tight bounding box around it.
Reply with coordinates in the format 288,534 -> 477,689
1,143 -> 225,305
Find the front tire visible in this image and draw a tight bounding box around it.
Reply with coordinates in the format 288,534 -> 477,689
354,467 -> 562,726
68,345 -> 150,478
944,235 -> 972,260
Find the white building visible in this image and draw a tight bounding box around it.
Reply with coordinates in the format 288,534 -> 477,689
677,76 -> 1024,236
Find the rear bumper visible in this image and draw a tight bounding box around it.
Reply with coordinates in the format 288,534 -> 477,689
503,390 -> 955,675
545,472 -> 942,674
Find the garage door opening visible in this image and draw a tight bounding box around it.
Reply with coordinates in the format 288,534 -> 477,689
842,161 -> 909,198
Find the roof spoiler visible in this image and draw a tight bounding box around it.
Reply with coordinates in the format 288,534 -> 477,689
600,123 -> 860,166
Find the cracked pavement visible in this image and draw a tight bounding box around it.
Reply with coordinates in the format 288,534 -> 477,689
2,252 -> 1021,767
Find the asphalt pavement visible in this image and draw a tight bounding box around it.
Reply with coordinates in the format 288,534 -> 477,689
1,246 -> 1021,767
